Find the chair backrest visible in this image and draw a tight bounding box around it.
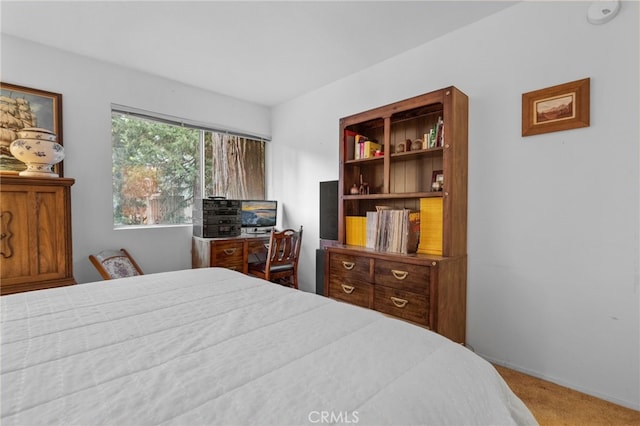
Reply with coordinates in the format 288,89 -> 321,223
89,248 -> 144,280
266,226 -> 303,270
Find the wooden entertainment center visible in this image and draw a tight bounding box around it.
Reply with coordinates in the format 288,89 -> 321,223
323,86 -> 468,344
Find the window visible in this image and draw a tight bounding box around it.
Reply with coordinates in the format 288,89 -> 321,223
202,132 -> 265,200
111,108 -> 266,227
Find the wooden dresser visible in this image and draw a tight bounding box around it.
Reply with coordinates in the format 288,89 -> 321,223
325,246 -> 466,343
0,175 -> 75,295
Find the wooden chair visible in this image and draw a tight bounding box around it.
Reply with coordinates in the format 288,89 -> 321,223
89,248 -> 144,280
248,226 -> 303,289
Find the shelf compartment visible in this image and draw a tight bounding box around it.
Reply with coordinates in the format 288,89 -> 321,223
343,193 -> 441,219
343,119 -> 385,162
390,151 -> 443,194
343,160 -> 384,196
390,105 -> 443,155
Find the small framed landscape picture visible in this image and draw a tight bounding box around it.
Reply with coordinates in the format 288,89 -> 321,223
522,78 -> 590,137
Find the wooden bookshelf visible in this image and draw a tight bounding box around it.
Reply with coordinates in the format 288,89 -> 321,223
324,86 -> 468,343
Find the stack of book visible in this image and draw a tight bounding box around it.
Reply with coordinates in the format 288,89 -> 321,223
366,209 -> 420,254
358,138 -> 381,159
417,198 -> 443,255
345,130 -> 381,160
425,117 -> 445,149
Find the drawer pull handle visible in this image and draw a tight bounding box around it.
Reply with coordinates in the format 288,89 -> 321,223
223,248 -> 237,255
391,270 -> 408,280
341,284 -> 355,294
390,296 -> 408,308
342,261 -> 355,270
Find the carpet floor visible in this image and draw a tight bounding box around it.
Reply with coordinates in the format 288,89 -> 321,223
494,365 -> 640,425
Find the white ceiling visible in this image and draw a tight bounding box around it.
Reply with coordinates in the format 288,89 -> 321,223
1,1 -> 517,106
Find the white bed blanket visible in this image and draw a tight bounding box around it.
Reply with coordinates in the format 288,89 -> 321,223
1,268 -> 537,425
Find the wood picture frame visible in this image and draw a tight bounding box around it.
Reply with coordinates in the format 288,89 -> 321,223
522,78 -> 590,137
0,82 -> 64,176
431,169 -> 443,191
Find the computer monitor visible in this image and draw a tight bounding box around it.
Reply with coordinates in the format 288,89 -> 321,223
241,200 -> 277,233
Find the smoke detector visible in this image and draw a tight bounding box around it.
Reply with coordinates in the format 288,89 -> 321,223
587,0 -> 621,24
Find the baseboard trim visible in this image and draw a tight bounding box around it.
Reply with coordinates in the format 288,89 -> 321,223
478,352 -> 640,411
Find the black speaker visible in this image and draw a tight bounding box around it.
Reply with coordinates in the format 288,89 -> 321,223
315,249 -> 325,295
319,180 -> 338,241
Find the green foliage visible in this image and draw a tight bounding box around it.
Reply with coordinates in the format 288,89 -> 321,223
112,114 -> 198,225
111,113 -> 266,227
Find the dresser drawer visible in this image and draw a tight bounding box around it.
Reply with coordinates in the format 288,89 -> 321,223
247,238 -> 269,256
328,276 -> 373,309
329,253 -> 371,283
211,241 -> 244,270
374,286 -> 429,327
374,259 -> 429,292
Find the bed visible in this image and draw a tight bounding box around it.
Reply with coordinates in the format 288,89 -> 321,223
1,267 -> 537,425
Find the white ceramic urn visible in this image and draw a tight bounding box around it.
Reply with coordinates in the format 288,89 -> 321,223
10,128 -> 64,177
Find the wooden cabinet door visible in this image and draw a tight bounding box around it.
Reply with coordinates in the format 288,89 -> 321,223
1,187 -> 31,281
0,177 -> 75,295
32,185 -> 70,281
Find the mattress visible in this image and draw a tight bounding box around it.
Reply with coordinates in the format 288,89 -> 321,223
1,267 -> 537,425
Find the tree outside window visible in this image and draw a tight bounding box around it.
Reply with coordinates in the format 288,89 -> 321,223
112,111 -> 265,227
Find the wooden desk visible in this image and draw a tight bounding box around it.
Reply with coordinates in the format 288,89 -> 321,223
192,234 -> 271,274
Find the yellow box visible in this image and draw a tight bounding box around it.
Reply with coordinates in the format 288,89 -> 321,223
345,216 -> 367,247
417,198 -> 443,255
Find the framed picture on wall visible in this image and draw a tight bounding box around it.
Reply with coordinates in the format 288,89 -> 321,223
0,82 -> 64,176
522,78 -> 590,137
431,169 -> 443,192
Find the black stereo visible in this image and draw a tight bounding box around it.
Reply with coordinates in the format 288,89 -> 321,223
193,198 -> 241,238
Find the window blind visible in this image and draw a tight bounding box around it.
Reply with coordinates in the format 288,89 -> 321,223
111,103 -> 271,142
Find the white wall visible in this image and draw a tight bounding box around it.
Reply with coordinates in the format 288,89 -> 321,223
1,35 -> 271,284
271,1 -> 639,409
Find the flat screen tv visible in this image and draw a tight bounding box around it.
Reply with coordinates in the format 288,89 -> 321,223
241,200 -> 277,232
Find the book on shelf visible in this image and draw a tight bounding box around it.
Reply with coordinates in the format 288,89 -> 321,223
365,208 -> 420,254
435,116 -> 444,147
354,134 -> 368,160
426,117 -> 445,149
345,130 -> 357,160
366,211 -> 378,249
362,140 -> 381,158
427,128 -> 435,149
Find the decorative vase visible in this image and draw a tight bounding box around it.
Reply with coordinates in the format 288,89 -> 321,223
9,128 -> 64,177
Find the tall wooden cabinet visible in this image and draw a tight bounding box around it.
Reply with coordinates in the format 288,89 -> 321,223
1,176 -> 75,295
324,87 -> 468,343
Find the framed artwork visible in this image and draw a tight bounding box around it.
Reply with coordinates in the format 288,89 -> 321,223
522,78 -> 590,137
0,83 -> 64,176
431,169 -> 443,192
